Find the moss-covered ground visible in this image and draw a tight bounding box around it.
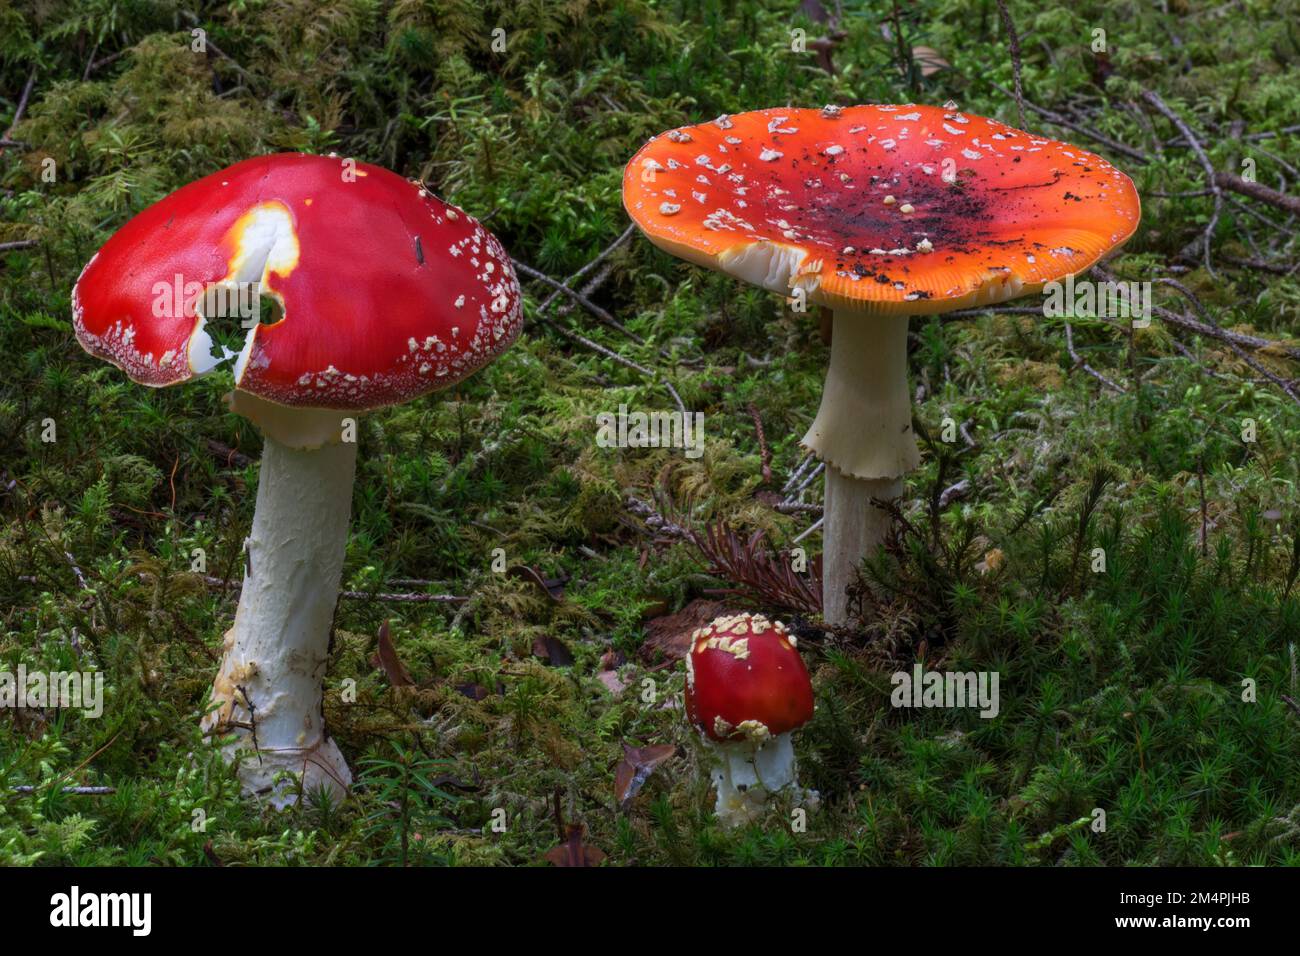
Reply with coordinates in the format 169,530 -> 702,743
2,0 -> 1299,865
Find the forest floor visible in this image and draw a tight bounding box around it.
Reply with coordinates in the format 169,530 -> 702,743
2,0 -> 1300,865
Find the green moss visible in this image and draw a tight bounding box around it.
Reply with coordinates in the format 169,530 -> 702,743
2,0 -> 1299,866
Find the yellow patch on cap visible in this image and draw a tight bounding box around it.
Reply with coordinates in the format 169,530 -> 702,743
225,201 -> 301,285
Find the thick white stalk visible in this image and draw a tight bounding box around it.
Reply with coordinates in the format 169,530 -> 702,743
707,733 -> 817,827
801,311 -> 919,626
822,468 -> 901,626
202,433 -> 357,808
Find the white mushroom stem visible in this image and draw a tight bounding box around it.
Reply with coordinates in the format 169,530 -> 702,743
822,469 -> 902,626
801,311 -> 920,626
705,732 -> 816,827
202,431 -> 357,808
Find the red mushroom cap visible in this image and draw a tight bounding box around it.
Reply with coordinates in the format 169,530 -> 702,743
623,104 -> 1141,315
685,612 -> 815,743
73,153 -> 522,409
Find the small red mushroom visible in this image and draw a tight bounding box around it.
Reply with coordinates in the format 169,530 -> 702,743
624,105 -> 1141,624
685,612 -> 816,825
73,153 -> 523,807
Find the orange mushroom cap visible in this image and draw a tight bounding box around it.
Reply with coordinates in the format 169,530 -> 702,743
622,104 -> 1141,315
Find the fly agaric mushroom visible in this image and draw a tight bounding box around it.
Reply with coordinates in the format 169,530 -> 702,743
684,612 -> 816,825
72,153 -> 522,806
624,105 -> 1140,624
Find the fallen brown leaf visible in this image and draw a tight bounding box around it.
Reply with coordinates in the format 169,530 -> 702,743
507,564 -> 566,602
614,743 -> 677,808
532,634 -> 575,667
370,620 -> 413,687
638,598 -> 670,620
597,669 -> 628,695
454,682 -> 491,700
911,45 -> 950,76
543,825 -> 607,867
975,548 -> 1005,576
640,598 -> 730,662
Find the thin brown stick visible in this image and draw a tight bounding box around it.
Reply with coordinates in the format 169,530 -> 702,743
1243,125 -> 1300,142
201,575 -> 468,604
515,234 -> 686,413
746,402 -> 772,485
1218,254 -> 1297,275
990,84 -> 1149,162
1155,277 -> 1300,405
537,224 -> 635,314
338,589 -> 468,604
994,0 -> 1025,129
889,0 -> 911,87
0,68 -> 36,156
539,317 -> 686,414
1093,265 -> 1300,364
207,439 -> 253,468
1213,171 -> 1300,216
942,305 -> 1044,320
1197,456 -> 1208,558
1064,320 -> 1126,393
179,11 -> 258,87
84,49 -> 128,76
1141,90 -> 1222,277
41,731 -> 123,797
514,259 -> 645,343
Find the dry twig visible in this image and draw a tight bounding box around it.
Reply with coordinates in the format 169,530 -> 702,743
994,0 -> 1025,129
1213,171 -> 1300,217
1064,320 -> 1126,394
747,402 -> 772,485
201,575 -> 467,604
1141,90 -> 1223,276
